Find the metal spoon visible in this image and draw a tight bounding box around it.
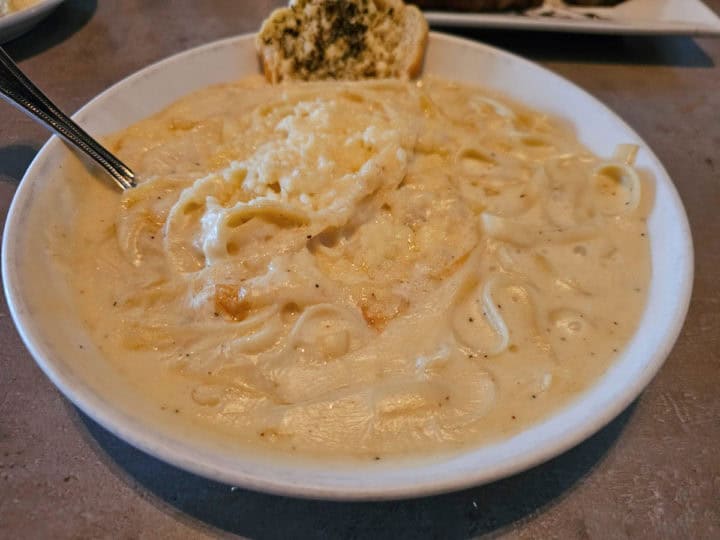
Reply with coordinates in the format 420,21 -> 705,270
0,46 -> 136,190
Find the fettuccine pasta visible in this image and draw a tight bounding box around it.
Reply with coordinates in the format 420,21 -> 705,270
61,75 -> 650,459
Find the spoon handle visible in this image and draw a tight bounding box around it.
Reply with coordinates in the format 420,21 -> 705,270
0,47 -> 135,190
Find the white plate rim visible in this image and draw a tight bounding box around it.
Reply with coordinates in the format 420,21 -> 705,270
424,0 -> 720,36
2,31 -> 694,500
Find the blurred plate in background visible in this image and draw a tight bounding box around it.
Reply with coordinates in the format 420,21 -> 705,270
423,0 -> 720,36
0,0 -> 65,44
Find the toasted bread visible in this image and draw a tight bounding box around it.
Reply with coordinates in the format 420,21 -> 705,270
256,0 -> 428,83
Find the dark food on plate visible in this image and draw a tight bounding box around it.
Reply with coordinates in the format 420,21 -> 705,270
564,0 -> 625,5
410,0 -> 542,10
411,0 -> 627,10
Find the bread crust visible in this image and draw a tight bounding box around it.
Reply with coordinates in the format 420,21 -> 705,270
406,29 -> 427,79
402,4 -> 429,79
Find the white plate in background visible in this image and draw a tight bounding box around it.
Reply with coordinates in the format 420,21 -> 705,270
424,0 -> 720,36
2,32 -> 693,500
0,0 -> 64,44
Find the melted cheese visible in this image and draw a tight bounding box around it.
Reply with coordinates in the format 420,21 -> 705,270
59,76 -> 651,460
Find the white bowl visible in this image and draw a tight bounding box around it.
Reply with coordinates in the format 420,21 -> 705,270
2,33 -> 693,500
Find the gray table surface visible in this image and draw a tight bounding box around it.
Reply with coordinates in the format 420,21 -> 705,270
1,1 -> 719,538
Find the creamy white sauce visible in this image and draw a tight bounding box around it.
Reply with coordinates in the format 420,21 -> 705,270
59,76 -> 650,460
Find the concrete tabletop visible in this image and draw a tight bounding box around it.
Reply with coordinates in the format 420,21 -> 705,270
1,1 -> 718,538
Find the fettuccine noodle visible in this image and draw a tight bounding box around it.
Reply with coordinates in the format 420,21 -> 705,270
60,75 -> 651,459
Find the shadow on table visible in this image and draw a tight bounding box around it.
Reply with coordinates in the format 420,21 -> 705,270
77,403 -> 635,539
4,0 -> 97,61
438,28 -> 714,68
0,143 -> 40,183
